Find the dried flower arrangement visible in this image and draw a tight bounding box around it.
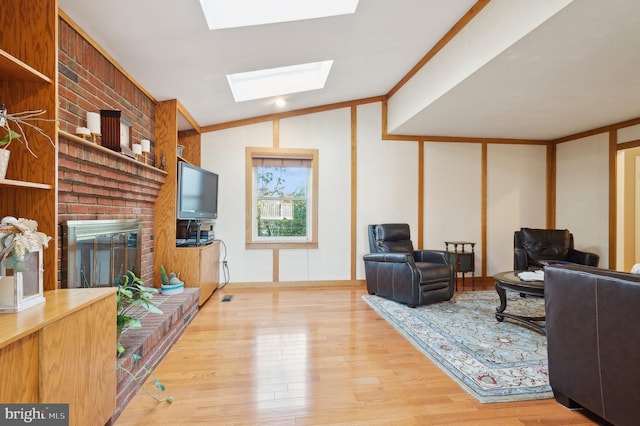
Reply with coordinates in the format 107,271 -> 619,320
0,217 -> 52,272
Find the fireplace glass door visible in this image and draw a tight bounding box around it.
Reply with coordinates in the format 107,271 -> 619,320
62,220 -> 141,288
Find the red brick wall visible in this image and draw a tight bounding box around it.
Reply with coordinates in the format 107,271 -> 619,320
57,18 -> 165,286
58,18 -> 155,144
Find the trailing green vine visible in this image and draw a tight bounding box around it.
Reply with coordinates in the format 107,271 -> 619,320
119,354 -> 173,404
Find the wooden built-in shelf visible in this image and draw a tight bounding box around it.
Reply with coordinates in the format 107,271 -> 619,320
0,49 -> 52,84
0,178 -> 52,190
60,130 -> 168,175
1,0 -> 58,293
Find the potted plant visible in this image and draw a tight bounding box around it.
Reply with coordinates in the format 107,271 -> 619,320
0,127 -> 17,180
159,264 -> 184,295
0,105 -> 56,179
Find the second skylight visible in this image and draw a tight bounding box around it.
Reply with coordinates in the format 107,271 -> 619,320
199,0 -> 359,30
227,60 -> 334,102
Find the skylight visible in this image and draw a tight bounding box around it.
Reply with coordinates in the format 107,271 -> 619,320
199,0 -> 359,30
227,60 -> 334,102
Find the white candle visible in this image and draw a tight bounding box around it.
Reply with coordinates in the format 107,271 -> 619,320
0,276 -> 15,306
75,127 -> 91,136
87,112 -> 101,134
132,143 -> 142,155
141,139 -> 151,153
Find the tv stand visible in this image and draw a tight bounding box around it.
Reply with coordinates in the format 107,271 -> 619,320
176,219 -> 215,247
174,241 -> 220,305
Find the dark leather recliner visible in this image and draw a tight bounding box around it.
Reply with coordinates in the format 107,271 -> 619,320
363,224 -> 454,307
545,264 -> 640,426
513,228 -> 599,270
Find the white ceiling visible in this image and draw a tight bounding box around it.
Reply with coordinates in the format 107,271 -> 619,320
59,0 -> 640,140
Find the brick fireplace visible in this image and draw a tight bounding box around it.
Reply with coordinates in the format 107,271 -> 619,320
57,135 -> 166,287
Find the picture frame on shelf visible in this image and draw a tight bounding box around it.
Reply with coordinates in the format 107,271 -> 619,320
120,118 -> 132,153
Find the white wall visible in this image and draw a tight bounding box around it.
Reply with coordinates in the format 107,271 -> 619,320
486,144 -> 547,275
279,109 -> 352,281
356,102 -> 419,279
201,100 -> 613,283
556,133 -> 609,267
202,109 -> 354,283
201,121 -> 274,282
424,142 -> 482,270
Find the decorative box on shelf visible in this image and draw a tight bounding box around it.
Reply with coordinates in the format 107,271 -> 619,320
0,245 -> 44,313
100,109 -> 135,158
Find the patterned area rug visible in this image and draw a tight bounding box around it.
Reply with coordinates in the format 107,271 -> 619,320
363,291 -> 552,403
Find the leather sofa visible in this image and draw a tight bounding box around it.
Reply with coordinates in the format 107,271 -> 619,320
514,228 -> 599,270
363,224 -> 454,307
545,264 -> 640,426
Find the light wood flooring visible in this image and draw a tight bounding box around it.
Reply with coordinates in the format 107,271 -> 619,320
115,282 -> 601,425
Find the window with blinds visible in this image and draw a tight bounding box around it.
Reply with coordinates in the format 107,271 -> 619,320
246,148 -> 318,248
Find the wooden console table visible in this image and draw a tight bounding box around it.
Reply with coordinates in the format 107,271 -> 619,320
0,288 -> 117,426
445,241 -> 475,290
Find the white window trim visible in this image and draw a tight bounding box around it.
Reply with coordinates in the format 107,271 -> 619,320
246,147 -> 318,249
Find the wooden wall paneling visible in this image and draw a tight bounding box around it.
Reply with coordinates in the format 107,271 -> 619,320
418,141 -> 424,248
481,143 -> 487,277
350,106 -> 357,280
546,142 -> 556,228
154,99 -> 218,298
153,100 -> 179,286
0,0 -> 57,78
178,130 -> 201,167
609,130 -> 617,268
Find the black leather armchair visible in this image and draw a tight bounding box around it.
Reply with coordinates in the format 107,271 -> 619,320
514,228 -> 599,271
363,224 -> 454,307
545,264 -> 640,426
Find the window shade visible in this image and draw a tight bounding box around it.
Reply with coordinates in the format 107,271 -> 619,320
251,153 -> 313,168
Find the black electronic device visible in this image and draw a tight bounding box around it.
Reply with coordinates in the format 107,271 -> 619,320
177,161 -> 219,220
176,219 -> 215,247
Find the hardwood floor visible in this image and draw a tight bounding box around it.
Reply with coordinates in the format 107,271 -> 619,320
115,282 -> 600,425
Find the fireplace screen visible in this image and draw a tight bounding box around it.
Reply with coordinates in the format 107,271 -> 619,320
61,220 -> 142,288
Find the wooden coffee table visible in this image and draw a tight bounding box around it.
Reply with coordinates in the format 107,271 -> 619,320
493,271 -> 546,335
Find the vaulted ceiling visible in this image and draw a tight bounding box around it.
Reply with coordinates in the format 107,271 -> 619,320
59,0 -> 640,140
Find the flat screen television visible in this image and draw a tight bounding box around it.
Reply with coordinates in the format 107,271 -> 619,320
177,161 -> 219,220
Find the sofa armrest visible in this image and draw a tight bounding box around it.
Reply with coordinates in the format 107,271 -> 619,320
363,252 -> 420,305
567,249 -> 599,267
363,252 -> 413,264
514,248 -> 528,270
413,250 -> 447,264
